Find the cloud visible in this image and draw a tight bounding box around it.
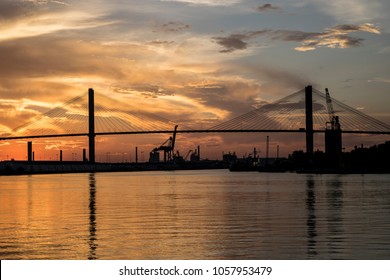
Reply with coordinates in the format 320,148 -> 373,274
328,23 -> 380,34
256,3 -> 281,12
213,34 -> 249,53
367,77 -> 390,84
0,98 -> 54,130
0,10 -> 113,42
213,23 -> 380,52
153,21 -> 190,33
1,37 -> 114,81
113,84 -> 175,98
310,0 -> 385,23
159,0 -> 241,6
213,30 -> 269,52
147,40 -> 176,46
24,0 -> 70,5
0,0 -> 35,22
0,0 -> 72,24
292,23 -> 380,51
0,34 -> 238,132
0,0 -> 317,157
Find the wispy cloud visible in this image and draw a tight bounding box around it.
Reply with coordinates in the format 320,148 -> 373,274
293,23 -> 380,51
0,11 -> 113,42
113,84 -> 175,98
0,0 -> 33,21
153,21 -> 190,33
256,3 -> 281,12
213,30 -> 269,53
311,0 -> 384,23
368,77 -> 390,84
0,98 -> 57,130
159,0 -> 241,6
23,0 -> 70,5
213,23 -> 381,52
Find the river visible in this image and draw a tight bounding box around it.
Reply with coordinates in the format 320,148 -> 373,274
1,170 -> 389,259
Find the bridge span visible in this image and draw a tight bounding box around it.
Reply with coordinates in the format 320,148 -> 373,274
2,129 -> 390,142
1,86 -> 390,162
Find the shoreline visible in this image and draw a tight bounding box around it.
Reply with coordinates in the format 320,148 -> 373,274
1,160 -> 390,176
0,160 -> 228,176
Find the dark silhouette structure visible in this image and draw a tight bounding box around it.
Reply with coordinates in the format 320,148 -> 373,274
325,116 -> 342,162
1,85 -> 390,166
324,88 -> 342,165
305,85 -> 314,156
27,141 -> 33,162
88,88 -> 95,163
150,125 -> 178,162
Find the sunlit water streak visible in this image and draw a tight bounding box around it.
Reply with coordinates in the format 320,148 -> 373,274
1,170 -> 389,259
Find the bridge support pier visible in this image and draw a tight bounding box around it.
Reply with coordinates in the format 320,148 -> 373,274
88,88 -> 95,163
305,85 -> 314,156
27,141 -> 33,162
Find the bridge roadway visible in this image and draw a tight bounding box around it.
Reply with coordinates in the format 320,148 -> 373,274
1,129 -> 390,141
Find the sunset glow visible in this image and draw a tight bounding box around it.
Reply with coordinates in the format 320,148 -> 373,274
0,0 -> 389,161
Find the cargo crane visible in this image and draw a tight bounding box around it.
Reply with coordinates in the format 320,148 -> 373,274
151,125 -> 178,162
183,148 -> 200,162
324,88 -> 342,160
325,88 -> 341,130
184,150 -> 193,161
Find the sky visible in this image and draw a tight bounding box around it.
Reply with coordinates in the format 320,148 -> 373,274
0,0 -> 389,161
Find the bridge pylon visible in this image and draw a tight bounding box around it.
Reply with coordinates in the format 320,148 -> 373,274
305,85 -> 314,156
88,88 -> 95,163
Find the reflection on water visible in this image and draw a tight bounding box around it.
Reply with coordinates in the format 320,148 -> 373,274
326,176 -> 344,258
306,176 -> 317,258
88,173 -> 97,260
0,171 -> 390,259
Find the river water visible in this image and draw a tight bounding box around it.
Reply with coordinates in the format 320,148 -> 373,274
0,170 -> 389,260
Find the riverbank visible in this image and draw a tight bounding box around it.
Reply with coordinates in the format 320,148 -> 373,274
0,160 -> 228,176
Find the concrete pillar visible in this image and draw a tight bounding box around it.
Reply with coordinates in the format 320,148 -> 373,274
88,88 -> 95,163
266,135 -> 269,166
27,141 -> 33,162
305,85 -> 314,156
60,150 -> 63,162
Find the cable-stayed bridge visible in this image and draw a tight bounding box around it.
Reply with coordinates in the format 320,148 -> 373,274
1,85 -> 389,162
209,87 -> 390,134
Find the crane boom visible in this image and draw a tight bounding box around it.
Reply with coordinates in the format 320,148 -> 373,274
325,88 -> 340,130
325,88 -> 335,122
171,125 -> 178,151
150,125 -> 178,162
184,150 -> 193,161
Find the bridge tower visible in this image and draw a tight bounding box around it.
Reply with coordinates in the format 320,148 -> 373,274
305,85 -> 314,156
88,88 -> 95,163
27,141 -> 33,162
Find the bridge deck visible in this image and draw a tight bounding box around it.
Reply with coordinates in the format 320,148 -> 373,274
1,129 -> 389,141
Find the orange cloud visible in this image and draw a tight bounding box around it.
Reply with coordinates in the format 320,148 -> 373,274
0,11 -> 113,42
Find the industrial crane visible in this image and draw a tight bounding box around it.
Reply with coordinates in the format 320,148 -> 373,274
324,88 -> 342,158
325,88 -> 341,130
151,125 -> 178,162
184,150 -> 193,161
